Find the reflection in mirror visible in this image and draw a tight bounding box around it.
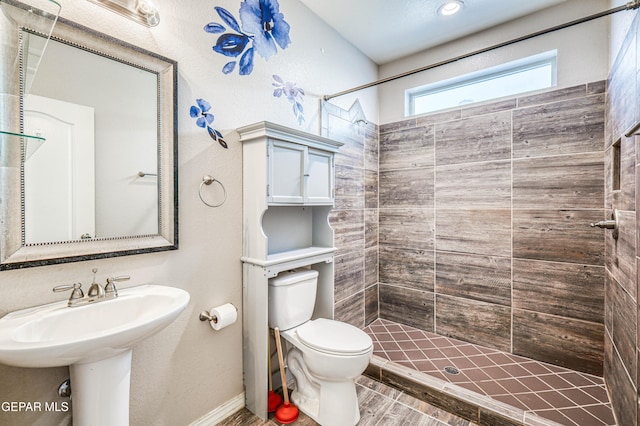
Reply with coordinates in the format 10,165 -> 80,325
24,34 -> 159,243
0,1 -> 178,270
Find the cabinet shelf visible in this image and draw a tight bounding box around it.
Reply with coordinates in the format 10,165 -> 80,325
242,246 -> 336,277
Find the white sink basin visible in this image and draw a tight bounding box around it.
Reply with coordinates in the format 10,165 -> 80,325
0,284 -> 189,367
0,284 -> 190,425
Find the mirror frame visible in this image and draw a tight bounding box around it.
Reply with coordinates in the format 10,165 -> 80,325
0,9 -> 178,270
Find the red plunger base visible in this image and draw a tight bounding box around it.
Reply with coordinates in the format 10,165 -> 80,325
268,391 -> 283,413
274,402 -> 299,424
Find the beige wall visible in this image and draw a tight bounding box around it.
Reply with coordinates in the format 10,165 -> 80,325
0,1 -> 377,424
378,0 -> 621,124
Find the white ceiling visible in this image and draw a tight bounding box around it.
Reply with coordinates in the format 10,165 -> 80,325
299,0 -> 568,64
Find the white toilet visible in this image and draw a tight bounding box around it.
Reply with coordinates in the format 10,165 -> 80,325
268,269 -> 373,426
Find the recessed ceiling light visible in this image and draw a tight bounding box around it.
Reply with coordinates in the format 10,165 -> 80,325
438,0 -> 464,16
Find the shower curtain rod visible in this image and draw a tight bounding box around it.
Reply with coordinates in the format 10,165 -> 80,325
323,1 -> 640,101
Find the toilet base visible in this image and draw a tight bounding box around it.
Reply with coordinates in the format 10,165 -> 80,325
291,380 -> 360,426
287,347 -> 361,426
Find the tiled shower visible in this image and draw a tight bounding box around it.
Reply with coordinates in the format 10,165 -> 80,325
325,10 -> 640,425
376,83 -> 606,376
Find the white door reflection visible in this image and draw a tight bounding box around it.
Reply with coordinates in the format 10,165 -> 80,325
24,95 -> 95,244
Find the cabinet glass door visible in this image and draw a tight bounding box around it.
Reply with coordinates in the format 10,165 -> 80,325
269,140 -> 305,203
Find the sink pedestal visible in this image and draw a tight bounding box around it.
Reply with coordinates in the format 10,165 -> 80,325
69,350 -> 132,426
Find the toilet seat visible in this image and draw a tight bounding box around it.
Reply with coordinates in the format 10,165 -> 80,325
295,318 -> 373,356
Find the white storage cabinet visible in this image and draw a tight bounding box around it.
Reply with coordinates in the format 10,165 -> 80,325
238,121 -> 342,420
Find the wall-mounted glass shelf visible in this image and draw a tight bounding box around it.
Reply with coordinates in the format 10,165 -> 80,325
1,0 -> 61,95
1,0 -> 61,162
0,129 -> 45,161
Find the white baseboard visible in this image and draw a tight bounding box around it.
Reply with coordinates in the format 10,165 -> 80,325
189,392 -> 245,426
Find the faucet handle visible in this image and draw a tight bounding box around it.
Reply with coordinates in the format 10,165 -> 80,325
105,275 -> 130,297
53,283 -> 85,305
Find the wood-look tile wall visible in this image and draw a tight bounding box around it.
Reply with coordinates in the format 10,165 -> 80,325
378,83 -> 606,376
323,102 -> 380,329
605,10 -> 640,426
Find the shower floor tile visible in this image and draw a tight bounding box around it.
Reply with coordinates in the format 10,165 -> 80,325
363,319 -> 616,426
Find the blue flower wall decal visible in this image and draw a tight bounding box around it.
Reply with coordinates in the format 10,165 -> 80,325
204,0 -> 291,75
272,75 -> 304,125
189,98 -> 228,148
239,0 -> 291,61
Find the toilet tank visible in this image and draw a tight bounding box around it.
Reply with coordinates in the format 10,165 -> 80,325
268,269 -> 318,330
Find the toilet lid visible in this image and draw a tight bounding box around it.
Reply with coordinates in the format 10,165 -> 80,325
296,318 -> 373,355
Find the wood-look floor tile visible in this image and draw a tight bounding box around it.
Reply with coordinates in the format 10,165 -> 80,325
354,384 -> 395,425
377,401 -> 451,425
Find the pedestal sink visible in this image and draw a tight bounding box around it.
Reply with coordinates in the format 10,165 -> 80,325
0,284 -> 190,425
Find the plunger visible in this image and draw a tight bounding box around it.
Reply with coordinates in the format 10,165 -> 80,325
268,330 -> 283,412
274,327 -> 299,424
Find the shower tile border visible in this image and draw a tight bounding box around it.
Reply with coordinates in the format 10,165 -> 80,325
364,319 -> 616,426
366,355 -> 563,426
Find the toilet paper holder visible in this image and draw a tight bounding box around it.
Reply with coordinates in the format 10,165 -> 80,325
199,311 -> 218,324
198,303 -> 238,327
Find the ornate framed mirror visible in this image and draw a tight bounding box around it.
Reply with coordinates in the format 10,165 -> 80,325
0,0 -> 178,270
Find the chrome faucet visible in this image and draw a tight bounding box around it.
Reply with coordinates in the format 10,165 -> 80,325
53,269 -> 130,307
87,268 -> 105,300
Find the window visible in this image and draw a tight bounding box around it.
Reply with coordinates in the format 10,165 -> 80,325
406,51 -> 557,116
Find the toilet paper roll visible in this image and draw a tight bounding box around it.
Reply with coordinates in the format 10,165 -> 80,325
208,303 -> 237,330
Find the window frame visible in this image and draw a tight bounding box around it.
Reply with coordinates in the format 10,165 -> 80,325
406,50 -> 558,116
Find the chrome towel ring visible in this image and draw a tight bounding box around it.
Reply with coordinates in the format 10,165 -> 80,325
198,175 -> 227,207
